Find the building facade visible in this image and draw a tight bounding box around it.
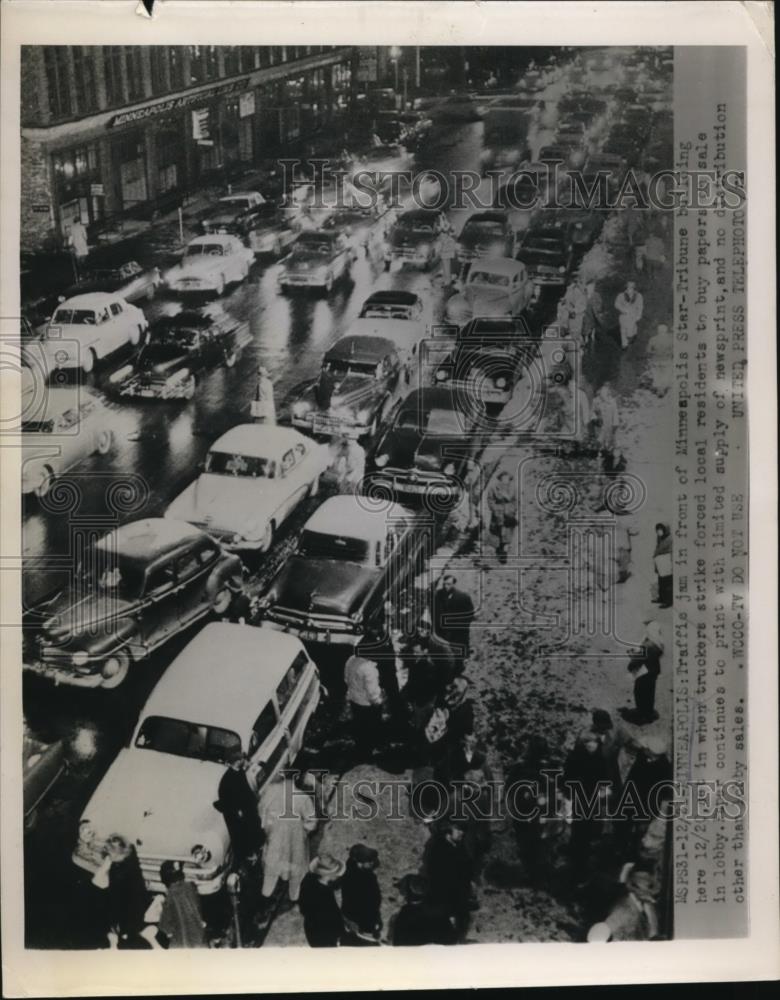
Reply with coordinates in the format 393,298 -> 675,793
21,45 -> 356,251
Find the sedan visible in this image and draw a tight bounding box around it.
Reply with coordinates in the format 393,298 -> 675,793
278,230 -> 354,293
515,227 -> 574,289
199,190 -> 270,236
164,235 -> 254,296
58,259 -> 162,305
40,292 -> 149,374
165,424 -> 330,552
457,211 -> 517,268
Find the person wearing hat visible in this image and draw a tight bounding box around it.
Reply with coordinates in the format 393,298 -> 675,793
250,365 -> 276,424
623,616 -> 665,725
563,728 -> 615,875
422,820 -> 475,940
344,644 -> 384,761
443,677 -> 476,744
615,732 -> 672,858
214,751 -> 263,867
298,853 -> 346,947
410,618 -> 457,687
341,844 -> 382,946
390,874 -> 456,946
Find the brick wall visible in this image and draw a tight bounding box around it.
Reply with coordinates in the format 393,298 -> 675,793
21,136 -> 57,252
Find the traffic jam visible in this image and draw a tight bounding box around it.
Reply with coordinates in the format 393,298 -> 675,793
21,46 -> 676,948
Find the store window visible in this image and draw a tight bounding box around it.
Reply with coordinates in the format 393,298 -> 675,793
72,47 -> 97,114
113,133 -> 148,209
332,62 -> 352,112
240,48 -> 259,72
52,143 -> 103,228
44,47 -> 72,119
190,46 -> 219,84
156,127 -> 183,193
103,46 -> 124,106
125,47 -> 144,102
150,48 -> 169,94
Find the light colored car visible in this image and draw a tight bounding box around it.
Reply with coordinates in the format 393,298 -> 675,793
444,257 -> 535,326
343,316 -> 425,380
164,235 -> 254,296
22,383 -> 115,497
165,424 -> 330,552
40,292 -> 148,374
72,623 -> 321,893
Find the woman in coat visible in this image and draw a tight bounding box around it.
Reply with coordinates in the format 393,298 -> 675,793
486,470 -> 517,563
652,522 -> 673,608
157,860 -> 207,948
259,774 -> 318,904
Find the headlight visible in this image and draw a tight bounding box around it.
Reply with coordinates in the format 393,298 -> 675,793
435,369 -> 449,382
375,454 -> 390,468
558,266 -> 566,273
71,650 -> 89,667
494,376 -> 508,389
191,844 -> 212,866
293,401 -> 312,418
443,462 -> 456,476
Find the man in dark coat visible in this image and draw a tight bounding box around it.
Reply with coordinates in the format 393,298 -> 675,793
298,854 -> 346,947
391,875 -> 456,946
423,821 -> 474,940
412,619 -> 458,688
432,575 -> 475,673
623,618 -> 664,724
341,844 -> 382,945
563,729 -> 615,873
214,754 -> 262,865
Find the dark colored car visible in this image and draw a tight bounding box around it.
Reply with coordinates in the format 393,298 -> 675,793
28,261 -> 162,328
365,386 -> 484,510
456,211 -> 516,267
247,210 -> 301,256
198,191 -> 272,236
545,204 -> 604,252
516,227 -> 574,288
359,290 -> 424,322
278,230 -> 353,293
290,334 -> 402,439
115,308 -> 244,400
23,518 -> 243,689
387,208 -> 444,269
259,495 -> 427,645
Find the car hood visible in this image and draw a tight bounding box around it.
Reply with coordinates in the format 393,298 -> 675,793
458,234 -> 506,254
169,257 -> 222,277
136,351 -> 188,378
202,210 -> 242,229
318,372 -> 376,412
166,473 -> 278,533
272,556 -> 380,617
375,426 -> 460,473
83,748 -> 226,858
41,590 -> 135,645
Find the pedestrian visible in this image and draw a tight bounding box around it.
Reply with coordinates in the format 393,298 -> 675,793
581,281 -> 609,349
443,677 -> 476,745
250,365 -> 276,423
298,853 -> 346,947
449,764 -> 494,867
374,622 -> 412,742
623,616 -> 665,725
438,730 -> 493,787
486,470 -> 517,564
590,382 -> 620,463
563,729 -> 614,874
412,617 -> 458,685
214,752 -> 263,866
344,644 -> 384,760
157,860 -> 207,948
67,216 -> 89,278
423,820 -> 474,940
614,280 -> 644,349
258,773 -> 319,907
643,229 -> 667,282
505,735 -> 556,883
561,276 -> 588,346
432,574 -> 475,673
92,834 -> 150,948
614,521 -> 639,584
615,733 -> 672,857
391,874 -> 456,945
652,522 -> 673,608
341,844 -> 382,945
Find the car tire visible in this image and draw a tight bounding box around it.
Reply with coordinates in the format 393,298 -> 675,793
129,325 -> 143,347
212,586 -> 233,616
100,648 -> 131,689
95,429 -> 113,455
34,465 -> 55,499
259,520 -> 275,554
82,348 -> 97,375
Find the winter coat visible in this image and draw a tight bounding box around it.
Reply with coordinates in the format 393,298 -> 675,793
158,880 -> 207,948
259,778 -> 318,885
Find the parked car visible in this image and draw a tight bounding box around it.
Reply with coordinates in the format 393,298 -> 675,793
444,258 -> 535,326
365,386 -> 484,509
40,292 -> 148,375
291,333 -> 402,440
21,384 -> 115,497
165,424 -> 330,553
164,235 -> 254,296
457,211 -> 517,268
247,210 -> 301,257
259,495 -> 426,645
23,519 -> 242,689
359,290 -> 423,322
386,208 -> 445,269
278,230 -> 353,293
59,260 -> 162,305
113,307 -> 245,401
72,623 -> 321,893
199,190 -> 271,236
515,226 -> 574,290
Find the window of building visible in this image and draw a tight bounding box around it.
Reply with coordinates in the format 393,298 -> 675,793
156,127 -> 183,193
150,48 -> 169,94
103,46 -> 124,106
223,47 -> 241,77
190,45 -> 219,84
125,47 -> 144,102
240,48 -> 259,72
44,47 -> 72,119
72,47 -> 97,114
169,47 -> 185,90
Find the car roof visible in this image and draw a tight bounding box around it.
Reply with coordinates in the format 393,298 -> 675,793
463,211 -> 508,224
363,290 -> 420,306
525,227 -> 565,240
188,234 -> 239,247
53,292 -> 121,309
97,517 -> 207,562
139,623 -> 307,743
326,334 -> 396,362
303,495 -> 414,543
347,317 -> 423,339
219,191 -> 263,201
468,257 -> 526,275
210,423 -> 306,457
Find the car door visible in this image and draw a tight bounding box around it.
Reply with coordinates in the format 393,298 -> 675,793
275,651 -> 318,757
174,541 -> 219,628
138,557 -> 180,650
249,701 -> 289,794
285,443 -> 312,515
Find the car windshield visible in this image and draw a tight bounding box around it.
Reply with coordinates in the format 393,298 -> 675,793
398,219 -> 435,234
148,326 -> 200,350
463,222 -> 505,239
324,359 -> 377,378
187,244 -> 224,257
523,238 -> 563,253
397,405 -> 461,435
204,451 -> 276,478
298,529 -> 370,563
51,309 -> 97,325
135,715 -> 242,765
292,238 -> 331,257
361,304 -> 413,319
469,271 -> 510,287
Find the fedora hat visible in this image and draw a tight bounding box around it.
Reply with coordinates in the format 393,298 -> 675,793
309,853 -> 346,879
349,843 -> 379,866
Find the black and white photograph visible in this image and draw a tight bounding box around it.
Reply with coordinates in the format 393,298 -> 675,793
0,1 -> 776,994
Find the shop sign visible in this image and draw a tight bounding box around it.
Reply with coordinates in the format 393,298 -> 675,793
90,183 -> 104,196
239,91 -> 256,118
31,204 -> 50,214
192,108 -> 211,141
107,77 -> 250,129
357,49 -> 378,83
